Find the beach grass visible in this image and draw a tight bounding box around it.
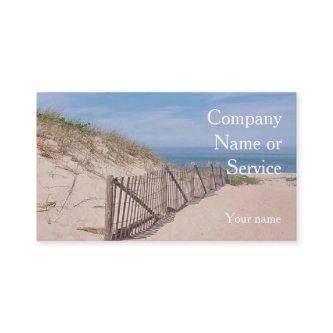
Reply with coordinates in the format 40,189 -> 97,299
229,174 -> 261,186
37,109 -> 163,165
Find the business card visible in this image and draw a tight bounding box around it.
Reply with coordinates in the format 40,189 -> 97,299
37,92 -> 296,241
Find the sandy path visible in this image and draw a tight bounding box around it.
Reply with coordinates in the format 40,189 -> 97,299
141,177 -> 296,241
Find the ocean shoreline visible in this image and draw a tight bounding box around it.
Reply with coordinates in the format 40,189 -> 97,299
153,147 -> 297,173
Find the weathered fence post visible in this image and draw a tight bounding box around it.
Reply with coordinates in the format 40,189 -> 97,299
216,163 -> 222,186
194,164 -> 207,195
221,165 -> 229,185
104,175 -> 114,241
215,162 -> 221,186
162,165 -> 168,214
210,162 -> 217,189
190,162 -> 195,199
226,170 -> 231,185
206,162 -> 211,190
204,162 -> 211,192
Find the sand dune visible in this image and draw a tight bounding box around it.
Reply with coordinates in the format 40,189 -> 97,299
37,112 -> 161,240
37,153 -> 157,240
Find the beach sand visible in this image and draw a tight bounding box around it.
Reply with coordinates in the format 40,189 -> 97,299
37,151 -> 153,241
139,174 -> 296,241
38,157 -> 296,241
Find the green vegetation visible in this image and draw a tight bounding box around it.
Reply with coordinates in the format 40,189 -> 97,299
285,176 -> 296,186
37,109 -> 163,166
37,109 -> 94,133
229,174 -> 260,186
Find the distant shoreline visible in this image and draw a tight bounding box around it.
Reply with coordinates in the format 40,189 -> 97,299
153,146 -> 297,173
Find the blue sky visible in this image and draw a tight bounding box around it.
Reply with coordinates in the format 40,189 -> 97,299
37,92 -> 296,148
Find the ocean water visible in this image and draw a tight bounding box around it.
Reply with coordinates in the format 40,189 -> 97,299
153,147 -> 296,173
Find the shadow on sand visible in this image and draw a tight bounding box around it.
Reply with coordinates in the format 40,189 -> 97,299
130,189 -> 220,240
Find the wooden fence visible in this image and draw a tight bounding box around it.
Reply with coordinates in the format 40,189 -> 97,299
104,162 -> 229,240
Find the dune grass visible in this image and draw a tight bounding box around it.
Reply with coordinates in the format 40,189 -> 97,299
37,110 -> 94,133
37,109 -> 163,166
229,174 -> 260,186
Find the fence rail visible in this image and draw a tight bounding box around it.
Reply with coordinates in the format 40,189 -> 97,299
104,162 -> 229,240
